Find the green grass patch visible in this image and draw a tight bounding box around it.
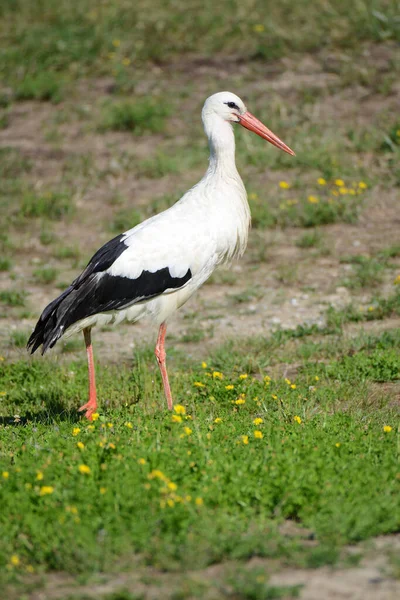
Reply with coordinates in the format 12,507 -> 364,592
32,267 -> 58,285
0,347 -> 398,581
0,290 -> 27,307
100,99 -> 170,135
19,191 -> 75,221
14,72 -> 64,103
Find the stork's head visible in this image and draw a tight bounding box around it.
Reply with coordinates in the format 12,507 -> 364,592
202,91 -> 295,156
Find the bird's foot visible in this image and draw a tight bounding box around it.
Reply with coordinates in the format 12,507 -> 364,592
78,401 -> 97,421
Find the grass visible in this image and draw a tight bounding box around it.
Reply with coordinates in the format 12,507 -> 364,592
0,1 -> 399,87
32,267 -> 58,285
0,290 -> 27,307
19,191 -> 75,221
100,99 -> 171,135
0,336 -> 398,586
14,73 -> 64,103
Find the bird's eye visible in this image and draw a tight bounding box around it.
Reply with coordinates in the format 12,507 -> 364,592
226,101 -> 239,110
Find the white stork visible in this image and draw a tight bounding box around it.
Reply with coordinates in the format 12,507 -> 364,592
27,91 -> 294,419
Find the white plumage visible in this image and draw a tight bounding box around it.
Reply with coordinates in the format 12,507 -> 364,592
28,91 -> 294,418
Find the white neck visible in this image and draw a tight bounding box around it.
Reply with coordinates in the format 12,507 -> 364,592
202,113 -> 238,176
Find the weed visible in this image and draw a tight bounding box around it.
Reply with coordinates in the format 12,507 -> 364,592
9,329 -> 30,348
0,290 -> 26,307
14,73 -> 64,103
296,230 -> 322,248
0,257 -> 12,271
100,99 -> 170,135
20,191 -> 74,221
33,267 -> 58,284
341,256 -> 386,289
110,208 -> 144,233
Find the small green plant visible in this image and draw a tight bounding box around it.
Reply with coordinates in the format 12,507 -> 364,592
9,329 -> 30,348
0,257 -> 12,271
33,267 -> 58,284
341,256 -> 385,289
54,246 -> 80,260
20,191 -> 74,221
296,230 -> 322,248
137,153 -> 179,178
14,73 -> 64,103
0,290 -> 26,306
100,98 -> 171,135
110,208 -> 144,233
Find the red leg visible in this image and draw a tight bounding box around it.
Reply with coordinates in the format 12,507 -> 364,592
78,328 -> 98,420
155,322 -> 173,410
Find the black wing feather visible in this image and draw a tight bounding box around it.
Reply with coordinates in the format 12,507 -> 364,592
27,233 -> 192,354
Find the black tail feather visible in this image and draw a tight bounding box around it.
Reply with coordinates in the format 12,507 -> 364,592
27,286 -> 75,354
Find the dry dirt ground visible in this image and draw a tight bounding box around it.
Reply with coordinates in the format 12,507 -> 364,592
1,44 -> 400,599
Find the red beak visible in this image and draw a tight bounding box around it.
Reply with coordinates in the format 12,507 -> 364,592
238,111 -> 295,156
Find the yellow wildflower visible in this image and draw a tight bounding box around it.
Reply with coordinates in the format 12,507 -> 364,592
87,425 -> 95,431
248,192 -> 258,200
138,458 -> 146,465
264,375 -> 271,383
36,471 -> 44,481
225,384 -> 234,390
184,427 -> 192,436
112,39 -> 121,47
358,181 -> 367,189
26,565 -> 34,573
10,555 -> 20,567
254,430 -> 263,439
201,361 -> 207,369
315,376 -> 319,381
383,425 -> 392,433
214,417 -> 222,424
212,371 -> 223,379
307,195 -> 319,204
100,487 -> 107,495
194,381 -> 205,387
78,464 -> 91,475
294,415 -> 302,424
335,443 -> 341,448
39,486 -> 54,496
174,404 -> 186,415
91,413 -> 99,421
241,435 -> 249,445
195,497 -> 204,506
121,57 -> 130,66
77,442 -> 85,450
393,275 -> 400,285
149,470 -> 166,480
334,179 -> 344,186
172,414 -> 182,423
167,482 -> 177,491
279,181 -> 290,189
339,187 -> 348,195
235,398 -> 246,405
0,391 -> 6,396
2,471 -> 9,479
107,443 -> 116,450
72,427 -> 80,436
239,374 -> 248,380
253,417 -> 263,425
285,378 -> 291,385
125,422 -> 133,429
107,423 -> 113,428
253,23 -> 265,33
317,177 -> 326,185
290,384 -> 296,389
